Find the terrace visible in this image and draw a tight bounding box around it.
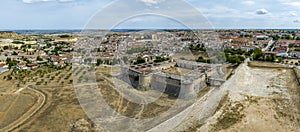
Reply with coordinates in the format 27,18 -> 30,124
129,62 -> 160,75
162,67 -> 191,76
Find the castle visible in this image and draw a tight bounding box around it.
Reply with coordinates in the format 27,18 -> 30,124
119,60 -> 218,99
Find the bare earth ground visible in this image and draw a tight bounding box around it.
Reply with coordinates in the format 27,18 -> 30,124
0,92 -> 37,128
1,62 -> 299,131
18,66 -> 89,132
72,66 -> 210,131
0,70 -> 17,93
173,61 -> 300,131
0,65 -> 206,132
0,66 -> 90,132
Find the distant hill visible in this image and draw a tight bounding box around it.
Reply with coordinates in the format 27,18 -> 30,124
0,31 -> 19,38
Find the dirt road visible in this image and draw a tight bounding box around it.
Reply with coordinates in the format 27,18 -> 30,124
149,59 -> 300,131
1,87 -> 46,132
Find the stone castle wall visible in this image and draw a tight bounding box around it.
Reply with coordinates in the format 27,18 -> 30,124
119,67 -> 151,90
120,64 -> 209,98
151,73 -> 207,99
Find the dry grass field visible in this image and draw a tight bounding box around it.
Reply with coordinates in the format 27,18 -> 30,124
0,65 -> 91,132
0,64 -> 210,131
5,62 -> 295,131
196,62 -> 300,131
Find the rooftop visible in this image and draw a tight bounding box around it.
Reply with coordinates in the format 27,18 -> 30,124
162,67 -> 191,75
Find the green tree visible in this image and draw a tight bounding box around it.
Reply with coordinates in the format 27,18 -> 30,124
154,56 -> 169,63
136,57 -> 146,64
6,58 -> 18,69
37,56 -> 43,61
12,51 -> 18,55
227,55 -> 241,64
253,48 -> 263,60
7,75 -> 12,80
283,35 -> 293,40
197,56 -> 211,63
59,35 -> 71,38
265,55 -> 275,62
272,35 -> 280,40
96,58 -> 103,66
3,46 -> 9,50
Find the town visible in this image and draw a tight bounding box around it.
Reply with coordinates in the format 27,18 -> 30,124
1,29 -> 300,131
1,30 -> 300,86
1,30 -> 300,73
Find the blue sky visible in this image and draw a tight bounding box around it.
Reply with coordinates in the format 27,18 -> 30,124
1,0 -> 300,29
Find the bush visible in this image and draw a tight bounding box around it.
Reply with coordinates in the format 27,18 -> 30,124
227,55 -> 241,64
135,56 -> 145,64
253,48 -> 263,60
294,48 -> 300,52
154,56 -> 169,63
197,56 -> 211,63
12,41 -> 24,44
7,75 -> 12,80
36,82 -> 41,85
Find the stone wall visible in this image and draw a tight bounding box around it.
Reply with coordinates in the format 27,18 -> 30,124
119,63 -> 208,98
119,67 -> 152,90
151,73 -> 207,99
151,74 -> 181,97
139,74 -> 152,90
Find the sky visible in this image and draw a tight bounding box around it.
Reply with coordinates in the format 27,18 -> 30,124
0,0 -> 300,29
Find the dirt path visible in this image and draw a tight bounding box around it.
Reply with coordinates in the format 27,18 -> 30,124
147,88 -> 216,132
1,87 -> 46,132
197,61 -> 300,131
14,88 -> 25,94
148,59 -> 253,131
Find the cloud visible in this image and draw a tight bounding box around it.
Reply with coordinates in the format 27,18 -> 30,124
22,0 -> 73,3
294,20 -> 300,23
283,2 -> 300,7
241,1 -> 255,6
256,9 -> 269,15
137,0 -> 164,6
289,11 -> 297,17
198,6 -> 256,19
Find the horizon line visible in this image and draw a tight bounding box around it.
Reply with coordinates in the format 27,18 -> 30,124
1,28 -> 300,31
